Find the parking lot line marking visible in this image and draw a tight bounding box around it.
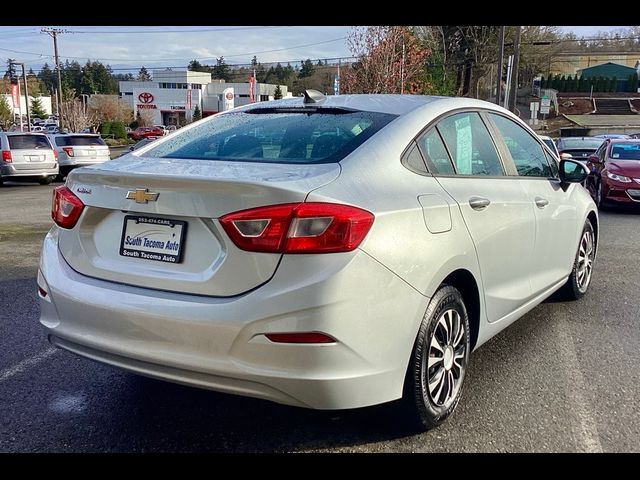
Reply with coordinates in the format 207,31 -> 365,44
554,319 -> 603,453
0,348 -> 58,383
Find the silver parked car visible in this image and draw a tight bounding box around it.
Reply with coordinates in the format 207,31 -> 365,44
39,93 -> 598,430
48,134 -> 111,180
0,132 -> 58,185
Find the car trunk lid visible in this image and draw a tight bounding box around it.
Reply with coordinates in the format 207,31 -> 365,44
58,156 -> 340,296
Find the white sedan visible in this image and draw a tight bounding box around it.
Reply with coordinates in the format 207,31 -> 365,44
39,92 -> 597,430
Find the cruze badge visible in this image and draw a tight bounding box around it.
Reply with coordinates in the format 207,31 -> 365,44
126,188 -> 159,204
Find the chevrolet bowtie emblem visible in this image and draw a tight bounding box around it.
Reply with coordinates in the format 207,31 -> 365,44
126,188 -> 159,204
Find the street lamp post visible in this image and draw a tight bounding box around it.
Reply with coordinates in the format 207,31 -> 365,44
10,61 -> 31,132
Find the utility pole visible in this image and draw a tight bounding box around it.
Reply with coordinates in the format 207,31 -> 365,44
41,28 -> 68,125
496,26 -> 505,106
508,26 -> 521,113
10,61 -> 31,131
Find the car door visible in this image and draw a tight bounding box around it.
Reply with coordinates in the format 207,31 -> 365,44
486,112 -> 578,296
419,111 -> 535,323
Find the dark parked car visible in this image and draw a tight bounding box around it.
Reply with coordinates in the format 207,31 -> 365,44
557,137 -> 604,162
586,139 -> 640,207
128,126 -> 164,141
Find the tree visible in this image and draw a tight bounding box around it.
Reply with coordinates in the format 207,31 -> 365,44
30,97 -> 47,119
251,56 -> 258,67
192,105 -> 201,121
0,95 -> 11,129
137,66 -> 151,81
628,73 -> 639,93
299,59 -> 315,78
137,108 -> 154,127
89,95 -> 133,124
273,85 -> 283,100
212,57 -> 232,82
4,59 -> 17,79
37,63 -> 56,93
60,97 -> 99,133
188,60 -> 205,72
342,26 -> 429,94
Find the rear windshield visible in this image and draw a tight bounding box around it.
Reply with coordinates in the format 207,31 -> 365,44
55,136 -> 106,147
560,138 -> 603,149
144,109 -> 397,164
610,143 -> 640,160
7,135 -> 51,150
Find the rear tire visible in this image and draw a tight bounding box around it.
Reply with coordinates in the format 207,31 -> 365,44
400,285 -> 471,431
561,220 -> 596,300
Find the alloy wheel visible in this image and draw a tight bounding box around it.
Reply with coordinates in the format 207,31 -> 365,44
425,309 -> 466,408
577,229 -> 595,292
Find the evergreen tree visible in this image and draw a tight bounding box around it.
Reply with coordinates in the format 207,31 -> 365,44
251,56 -> 258,67
137,66 -> 152,81
192,105 -> 201,121
274,85 -> 283,100
4,59 -> 17,79
188,60 -> 205,72
630,73 -> 639,92
30,97 -> 47,119
37,63 -> 56,92
212,57 -> 232,82
299,59 -> 315,78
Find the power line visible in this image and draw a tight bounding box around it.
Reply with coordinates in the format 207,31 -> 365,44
68,26 -> 293,34
0,37 -> 348,64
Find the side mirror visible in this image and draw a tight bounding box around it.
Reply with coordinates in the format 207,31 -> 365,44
560,152 -> 573,161
559,159 -> 588,186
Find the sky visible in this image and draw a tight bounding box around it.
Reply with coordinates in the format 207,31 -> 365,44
0,26 -> 633,75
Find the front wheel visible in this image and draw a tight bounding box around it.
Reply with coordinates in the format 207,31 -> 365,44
562,220 -> 596,300
401,285 -> 470,431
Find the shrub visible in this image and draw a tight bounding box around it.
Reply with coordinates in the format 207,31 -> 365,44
99,121 -> 112,136
110,121 -> 127,140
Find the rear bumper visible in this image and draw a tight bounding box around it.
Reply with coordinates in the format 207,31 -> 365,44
1,163 -> 58,177
39,227 -> 428,409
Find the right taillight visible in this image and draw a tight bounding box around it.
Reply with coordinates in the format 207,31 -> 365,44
52,186 -> 84,229
219,202 -> 375,254
2,150 -> 11,163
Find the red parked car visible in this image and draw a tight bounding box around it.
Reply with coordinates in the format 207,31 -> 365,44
586,138 -> 640,207
128,126 -> 164,141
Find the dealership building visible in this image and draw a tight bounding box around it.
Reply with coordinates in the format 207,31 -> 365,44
118,69 -> 291,126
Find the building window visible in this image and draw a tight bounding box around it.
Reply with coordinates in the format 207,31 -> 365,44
260,95 -> 269,102
238,94 -> 250,98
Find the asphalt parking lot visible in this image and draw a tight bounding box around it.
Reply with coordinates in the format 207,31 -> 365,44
1,182 -> 639,452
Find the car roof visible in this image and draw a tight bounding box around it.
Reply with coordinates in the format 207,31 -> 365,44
236,93 -> 452,116
2,132 -> 49,136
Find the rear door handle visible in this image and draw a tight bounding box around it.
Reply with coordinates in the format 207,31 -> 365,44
535,197 -> 549,208
469,197 -> 491,210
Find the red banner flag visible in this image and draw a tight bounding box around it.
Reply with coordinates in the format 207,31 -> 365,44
11,83 -> 20,109
249,76 -> 256,103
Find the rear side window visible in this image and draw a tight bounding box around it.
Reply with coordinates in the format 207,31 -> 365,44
417,128 -> 455,175
145,109 -> 397,164
8,135 -> 51,150
489,113 -> 553,177
436,112 -> 504,176
55,136 -> 106,147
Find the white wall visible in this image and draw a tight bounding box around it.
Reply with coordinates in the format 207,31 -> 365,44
1,94 -> 52,118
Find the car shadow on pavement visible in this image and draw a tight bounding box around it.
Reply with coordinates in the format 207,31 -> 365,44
112,373 -> 416,452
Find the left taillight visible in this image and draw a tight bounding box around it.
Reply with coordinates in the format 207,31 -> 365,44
2,150 -> 12,162
52,186 -> 84,229
219,202 -> 375,254
61,147 -> 72,157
